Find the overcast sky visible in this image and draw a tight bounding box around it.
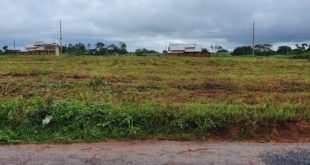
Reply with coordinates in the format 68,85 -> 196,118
0,0 -> 310,51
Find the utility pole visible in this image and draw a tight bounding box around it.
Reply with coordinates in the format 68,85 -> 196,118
252,21 -> 255,56
60,20 -> 63,55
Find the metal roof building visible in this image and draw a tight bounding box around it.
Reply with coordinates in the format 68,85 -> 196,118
168,44 -> 202,54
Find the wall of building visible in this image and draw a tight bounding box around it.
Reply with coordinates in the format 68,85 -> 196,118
169,52 -> 210,57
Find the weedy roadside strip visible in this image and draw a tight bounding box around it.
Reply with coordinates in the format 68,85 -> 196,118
0,97 -> 309,143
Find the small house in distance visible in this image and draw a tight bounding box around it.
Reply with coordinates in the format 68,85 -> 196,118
25,41 -> 60,56
168,43 -> 209,57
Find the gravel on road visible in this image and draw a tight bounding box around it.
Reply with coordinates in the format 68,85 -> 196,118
262,148 -> 310,165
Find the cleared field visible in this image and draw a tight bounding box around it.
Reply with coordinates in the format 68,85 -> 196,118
0,55 -> 309,143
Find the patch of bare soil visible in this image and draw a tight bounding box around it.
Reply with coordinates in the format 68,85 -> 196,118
244,79 -> 310,92
207,121 -> 310,143
174,78 -> 310,93
271,121 -> 310,143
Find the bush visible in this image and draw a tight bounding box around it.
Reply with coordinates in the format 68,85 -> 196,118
290,53 -> 310,59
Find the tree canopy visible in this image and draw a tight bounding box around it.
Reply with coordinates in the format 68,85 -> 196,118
60,42 -> 128,56
135,48 -> 159,56
277,46 -> 292,55
231,46 -> 253,56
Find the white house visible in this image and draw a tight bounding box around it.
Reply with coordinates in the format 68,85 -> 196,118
168,43 -> 203,54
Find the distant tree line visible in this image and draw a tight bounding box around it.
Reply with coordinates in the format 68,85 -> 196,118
61,42 -> 128,55
1,41 -> 309,59
0,45 -> 20,55
231,43 -> 310,59
61,42 -> 160,56
135,48 -> 159,56
0,42 -> 161,56
210,45 -> 228,53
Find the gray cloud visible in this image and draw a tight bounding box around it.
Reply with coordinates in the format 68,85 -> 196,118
0,0 -> 310,51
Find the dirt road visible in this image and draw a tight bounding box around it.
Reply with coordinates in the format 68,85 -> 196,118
0,141 -> 309,165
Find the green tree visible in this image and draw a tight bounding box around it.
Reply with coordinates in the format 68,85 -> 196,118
93,42 -> 107,55
2,45 -> 8,52
210,45 -> 215,53
277,46 -> 292,55
96,42 -> 105,49
215,46 -> 228,53
119,42 -> 127,50
135,49 -> 144,56
231,46 -> 252,56
294,44 -> 303,56
87,43 -> 91,50
135,48 -> 158,56
294,44 -> 309,52
107,44 -> 119,54
67,43 -> 86,55
255,44 -> 275,56
217,49 -> 229,53
202,48 -> 209,53
301,43 -> 308,51
214,45 -> 223,52
119,42 -> 128,54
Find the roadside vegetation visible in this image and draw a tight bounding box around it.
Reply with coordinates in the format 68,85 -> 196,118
0,55 -> 309,143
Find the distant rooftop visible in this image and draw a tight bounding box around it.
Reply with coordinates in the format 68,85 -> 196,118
168,43 -> 202,53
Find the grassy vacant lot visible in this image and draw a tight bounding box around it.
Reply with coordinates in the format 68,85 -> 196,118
0,55 -> 309,143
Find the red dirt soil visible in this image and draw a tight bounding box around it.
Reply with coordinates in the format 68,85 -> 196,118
205,121 -> 310,143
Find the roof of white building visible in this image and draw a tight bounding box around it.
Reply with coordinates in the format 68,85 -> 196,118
25,42 -> 57,49
168,44 -> 202,53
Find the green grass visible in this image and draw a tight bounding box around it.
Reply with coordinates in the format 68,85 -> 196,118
0,55 -> 309,143
1,97 -> 308,143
